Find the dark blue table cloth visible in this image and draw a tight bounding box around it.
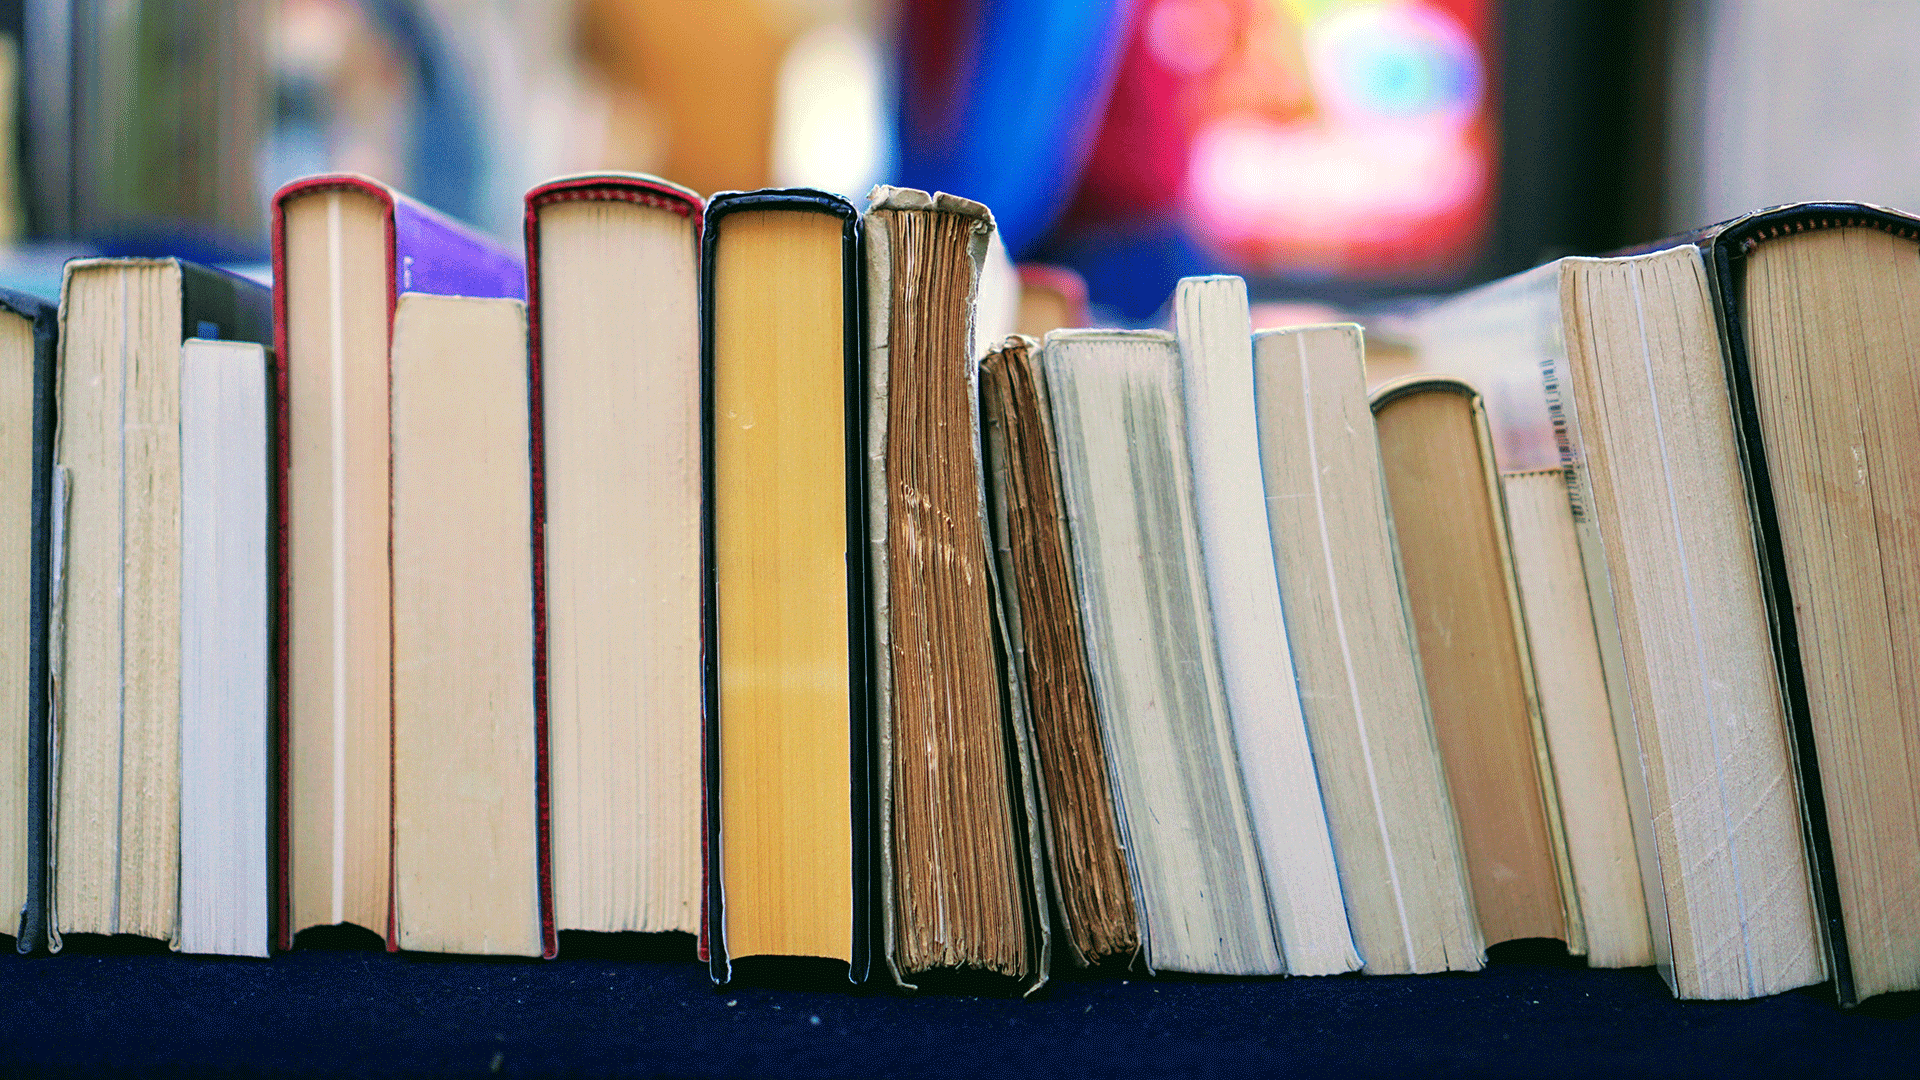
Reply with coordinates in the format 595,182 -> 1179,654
2,935 -> 1913,1078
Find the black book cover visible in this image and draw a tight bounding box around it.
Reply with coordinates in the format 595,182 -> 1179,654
7,287 -> 56,954
178,261 -> 273,349
698,190 -> 873,986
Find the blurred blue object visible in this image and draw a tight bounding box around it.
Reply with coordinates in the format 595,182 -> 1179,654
894,0 -> 1137,256
361,0 -> 485,228
1037,217 -> 1215,323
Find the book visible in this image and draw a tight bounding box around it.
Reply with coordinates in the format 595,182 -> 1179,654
271,174 -> 526,951
1412,242 -> 1823,1000
1559,246 -> 1824,999
1370,376 -> 1579,951
1251,325 -> 1483,974
177,337 -> 270,958
863,187 -> 1048,991
701,190 -> 872,984
1172,277 -> 1356,976
978,335 -> 1139,968
48,257 -> 271,950
1042,328 -> 1280,975
1499,468 -> 1653,969
0,287 -> 55,954
524,172 -> 704,938
388,294 -> 548,958
1715,206 -> 1920,1005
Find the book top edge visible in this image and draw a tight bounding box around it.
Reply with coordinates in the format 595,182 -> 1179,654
864,185 -> 994,228
1251,322 -> 1363,340
706,188 -> 859,224
1042,328 -> 1175,345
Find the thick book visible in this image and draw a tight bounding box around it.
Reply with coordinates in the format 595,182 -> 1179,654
1370,376 -> 1581,952
1173,277 -> 1356,976
0,288 -> 55,954
524,173 -> 705,938
270,174 -> 528,953
48,258 -> 272,951
1251,325 -> 1482,974
700,190 -> 873,985
1692,204 -> 1920,1005
863,188 -> 1049,992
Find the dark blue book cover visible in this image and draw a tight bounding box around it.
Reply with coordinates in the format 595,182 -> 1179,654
4,287 -> 56,955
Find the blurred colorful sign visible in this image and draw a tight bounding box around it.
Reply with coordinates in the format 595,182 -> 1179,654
1178,0 -> 1494,278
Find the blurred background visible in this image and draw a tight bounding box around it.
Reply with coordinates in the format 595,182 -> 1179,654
0,0 -> 1916,320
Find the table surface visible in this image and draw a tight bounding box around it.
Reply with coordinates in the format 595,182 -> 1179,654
2,935 -> 1913,1078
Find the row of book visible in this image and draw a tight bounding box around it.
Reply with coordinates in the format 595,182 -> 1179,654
0,175 -> 1914,1007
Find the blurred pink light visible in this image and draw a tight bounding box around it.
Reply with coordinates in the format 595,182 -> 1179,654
1179,0 -> 1493,276
1189,116 -> 1485,263
1145,0 -> 1239,76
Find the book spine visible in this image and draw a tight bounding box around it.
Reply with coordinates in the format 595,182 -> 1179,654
521,230 -> 556,964
269,194 -> 293,953
21,302 -> 55,954
698,201 -> 724,986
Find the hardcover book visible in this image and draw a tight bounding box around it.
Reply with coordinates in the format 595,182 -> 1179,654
1370,377 -> 1580,952
271,174 -> 528,952
700,190 -> 873,985
525,173 -> 705,939
0,288 -> 55,954
1690,204 -> 1920,1005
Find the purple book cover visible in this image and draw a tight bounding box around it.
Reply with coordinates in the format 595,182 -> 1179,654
268,174 -> 532,958
391,195 -> 526,300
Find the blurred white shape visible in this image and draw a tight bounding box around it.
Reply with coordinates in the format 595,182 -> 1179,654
773,20 -> 884,198
1669,0 -> 1920,229
1187,114 -> 1486,266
